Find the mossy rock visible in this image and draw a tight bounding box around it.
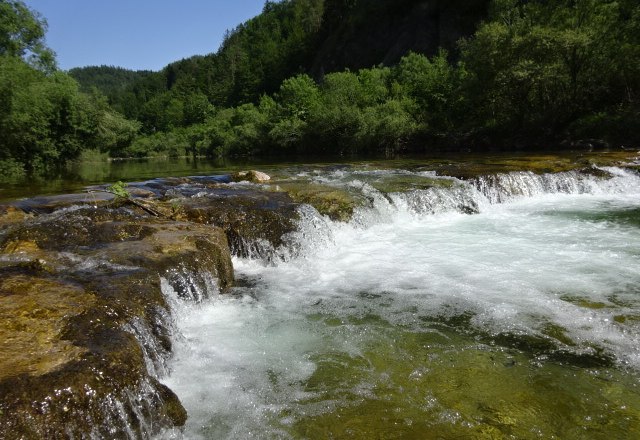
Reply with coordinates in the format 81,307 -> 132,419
0,204 -> 234,438
13,192 -> 114,215
541,323 -> 576,347
436,155 -> 577,180
559,295 -> 610,309
0,264 -> 188,438
168,188 -> 300,258
429,150 -> 639,180
0,272 -> 93,380
0,205 -> 31,231
231,170 -> 271,183
613,314 -> 640,324
272,181 -> 365,222
368,174 -> 456,194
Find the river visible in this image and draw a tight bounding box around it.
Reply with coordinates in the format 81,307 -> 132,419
145,156 -> 640,439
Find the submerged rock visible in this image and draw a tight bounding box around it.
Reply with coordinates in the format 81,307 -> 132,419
0,205 -> 30,231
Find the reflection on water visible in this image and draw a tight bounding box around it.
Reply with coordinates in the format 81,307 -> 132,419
0,156 -> 232,201
1,149 -> 637,202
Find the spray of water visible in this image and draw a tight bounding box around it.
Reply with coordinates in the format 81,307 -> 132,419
159,167 -> 640,439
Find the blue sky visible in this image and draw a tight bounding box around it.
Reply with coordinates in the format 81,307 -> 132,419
23,0 -> 266,71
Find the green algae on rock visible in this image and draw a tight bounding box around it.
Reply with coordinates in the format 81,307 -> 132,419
0,206 -> 30,231
270,181 -> 365,222
168,188 -> 300,259
0,273 -> 93,380
0,156 -> 638,437
0,203 -> 234,438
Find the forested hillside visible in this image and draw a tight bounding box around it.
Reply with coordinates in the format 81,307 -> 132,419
108,0 -> 639,159
71,0 -> 326,129
0,0 -> 139,180
68,65 -> 154,101
2,0 -> 639,177
309,0 -> 488,74
70,0 -> 489,134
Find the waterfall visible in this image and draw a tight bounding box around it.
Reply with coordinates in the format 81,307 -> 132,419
257,166 -> 640,259
158,165 -> 640,439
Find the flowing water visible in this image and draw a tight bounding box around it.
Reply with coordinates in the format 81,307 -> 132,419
155,163 -> 640,439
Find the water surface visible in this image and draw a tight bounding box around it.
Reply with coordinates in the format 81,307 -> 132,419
159,164 -> 640,439
0,149 -> 635,201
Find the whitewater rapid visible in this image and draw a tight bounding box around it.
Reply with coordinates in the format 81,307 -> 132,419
159,166 -> 640,439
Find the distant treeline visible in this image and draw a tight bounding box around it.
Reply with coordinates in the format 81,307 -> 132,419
1,0 -> 639,179
105,0 -> 640,158
0,0 -> 138,179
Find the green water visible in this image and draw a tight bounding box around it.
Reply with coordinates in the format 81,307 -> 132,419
3,150 -> 640,439
0,149 -> 636,202
159,159 -> 640,439
285,314 -> 640,439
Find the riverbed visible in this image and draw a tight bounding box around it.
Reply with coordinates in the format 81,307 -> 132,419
150,154 -> 640,439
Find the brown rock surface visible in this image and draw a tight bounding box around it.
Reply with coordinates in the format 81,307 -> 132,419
0,205 -> 234,438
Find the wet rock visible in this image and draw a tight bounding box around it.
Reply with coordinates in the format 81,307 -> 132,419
570,138 -> 610,150
231,170 -> 271,183
0,272 -> 93,380
369,174 -> 455,194
438,156 -> 577,180
14,193 -> 114,214
0,169 -> 378,435
0,205 -> 233,438
169,188 -> 299,258
273,181 -> 364,222
0,175 -> 301,436
0,205 -> 30,231
578,166 -> 615,179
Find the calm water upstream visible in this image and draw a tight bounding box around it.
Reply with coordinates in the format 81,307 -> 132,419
152,161 -> 640,439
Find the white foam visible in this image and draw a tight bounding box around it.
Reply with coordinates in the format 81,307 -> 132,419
160,166 -> 640,438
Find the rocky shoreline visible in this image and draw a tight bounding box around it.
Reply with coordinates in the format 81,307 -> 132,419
0,172 -> 301,438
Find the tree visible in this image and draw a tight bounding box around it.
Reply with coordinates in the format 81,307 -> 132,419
183,92 -> 214,126
459,0 -> 633,142
276,74 -> 320,118
394,51 -> 460,133
0,0 -> 55,72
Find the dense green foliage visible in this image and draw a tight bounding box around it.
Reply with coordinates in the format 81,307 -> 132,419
310,0 -> 489,73
72,0 -> 487,136
68,65 -> 154,102
0,0 -> 55,71
71,0 -> 327,133
120,0 -> 638,157
459,0 -> 640,146
120,51 -> 457,158
75,0 -> 638,160
1,0 -> 638,178
0,0 -> 139,179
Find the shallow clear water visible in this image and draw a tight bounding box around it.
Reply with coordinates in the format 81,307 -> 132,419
161,166 -> 640,439
1,149 -> 636,202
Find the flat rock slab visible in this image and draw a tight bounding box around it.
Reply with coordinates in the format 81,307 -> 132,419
0,205 -> 234,438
